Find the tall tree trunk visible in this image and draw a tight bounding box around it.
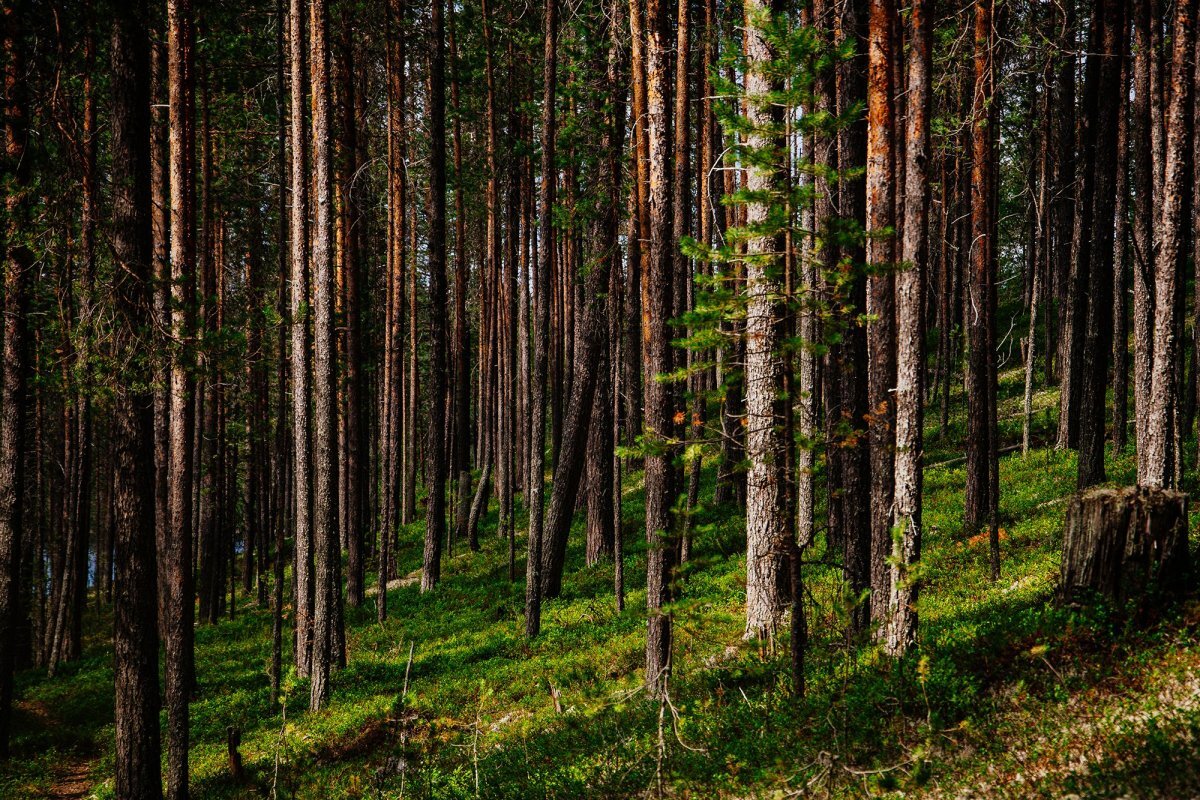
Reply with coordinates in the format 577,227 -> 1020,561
1144,0 -> 1194,488
480,0 -> 499,554
448,0 -> 472,551
196,72 -> 218,625
308,0 -> 340,712
270,0 -> 287,705
1048,0 -> 1075,395
1132,0 -> 1154,482
0,0 -> 32,756
336,23 -> 365,610
672,0 -> 692,563
165,0 -> 196,793
1112,55 -> 1130,455
526,0 -> 557,638
886,0 -> 928,657
965,0 -> 999,579
422,0 -> 449,594
865,0 -> 896,630
742,0 -> 789,642
108,2 -> 164,793
288,0 -> 313,678
1192,22 -> 1200,468
1023,83 -> 1049,456
811,0 -> 839,551
1076,0 -> 1127,489
641,0 -> 676,694
380,0 -> 407,621
150,30 -> 170,640
404,158 -> 419,526
836,0 -> 871,635
540,44 -> 623,594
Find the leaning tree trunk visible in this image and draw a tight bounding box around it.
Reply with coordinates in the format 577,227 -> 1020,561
1060,486 -> 1191,608
539,23 -> 622,598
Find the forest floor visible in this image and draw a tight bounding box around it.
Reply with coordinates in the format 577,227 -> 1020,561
5,367 -> 1200,799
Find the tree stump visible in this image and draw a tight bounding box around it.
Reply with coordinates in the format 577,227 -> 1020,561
227,725 -> 245,784
1059,486 -> 1191,609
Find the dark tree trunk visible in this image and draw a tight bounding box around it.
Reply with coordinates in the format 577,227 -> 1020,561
1112,56 -> 1131,455
448,1 -> 472,553
422,0 -> 449,594
109,2 -> 164,793
0,0 -> 32,757
1051,0 -> 1076,422
270,0 -> 288,707
1076,0 -> 1128,489
150,20 -> 170,638
196,72 -> 218,626
335,23 -> 366,610
836,0 -> 871,635
965,0 -> 999,580
540,14 -> 624,597
526,0 -> 556,638
641,0 -> 676,694
380,0 -> 407,620
480,0 -> 499,554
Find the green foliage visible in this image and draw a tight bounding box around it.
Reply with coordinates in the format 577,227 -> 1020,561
9,374 -> 1200,799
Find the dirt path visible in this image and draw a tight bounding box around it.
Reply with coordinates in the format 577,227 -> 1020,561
44,757 -> 93,799
16,700 -> 96,799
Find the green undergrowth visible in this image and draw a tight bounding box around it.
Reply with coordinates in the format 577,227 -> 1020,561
5,368 -> 1200,798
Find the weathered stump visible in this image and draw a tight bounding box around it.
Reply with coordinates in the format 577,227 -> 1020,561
1059,486 -> 1191,608
227,725 -> 245,783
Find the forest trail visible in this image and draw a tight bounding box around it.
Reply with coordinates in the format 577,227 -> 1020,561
15,700 -> 95,799
43,759 -> 92,800
364,568 -> 422,597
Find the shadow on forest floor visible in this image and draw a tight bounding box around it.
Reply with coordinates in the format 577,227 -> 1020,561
6,369 -> 1200,798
